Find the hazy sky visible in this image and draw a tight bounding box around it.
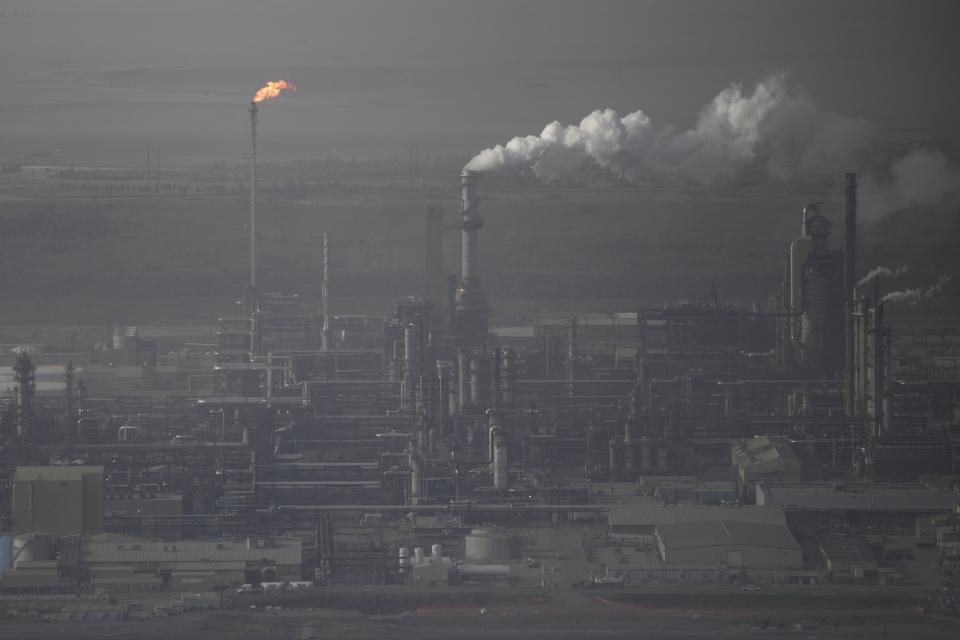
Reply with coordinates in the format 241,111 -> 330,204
1,0 -> 958,164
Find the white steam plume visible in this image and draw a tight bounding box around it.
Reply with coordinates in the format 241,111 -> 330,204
857,264 -> 909,288
465,74 -> 960,219
465,73 -> 871,184
882,274 -> 951,305
859,149 -> 960,221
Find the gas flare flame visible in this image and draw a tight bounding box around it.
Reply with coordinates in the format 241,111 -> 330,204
253,79 -> 296,103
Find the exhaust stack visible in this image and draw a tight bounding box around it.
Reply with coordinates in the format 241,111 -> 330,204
452,171 -> 489,346
249,101 -> 258,290
844,172 -> 857,415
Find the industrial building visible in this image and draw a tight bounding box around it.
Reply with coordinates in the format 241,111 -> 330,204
655,519 -> 802,572
13,466 -> 104,536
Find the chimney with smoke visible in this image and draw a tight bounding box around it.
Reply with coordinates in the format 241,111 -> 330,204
452,171 -> 488,346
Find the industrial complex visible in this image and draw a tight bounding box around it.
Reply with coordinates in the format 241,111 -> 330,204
1,78 -> 960,632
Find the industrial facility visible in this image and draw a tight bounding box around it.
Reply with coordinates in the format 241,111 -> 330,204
1,152 -> 959,612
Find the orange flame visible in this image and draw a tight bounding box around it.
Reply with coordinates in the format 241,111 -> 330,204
253,79 -> 297,103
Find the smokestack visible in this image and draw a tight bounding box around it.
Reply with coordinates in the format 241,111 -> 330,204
249,101 -> 258,290
844,172 -> 857,415
321,232 -> 332,351
461,172 -> 479,281
452,171 -> 488,345
402,323 -> 416,412
844,173 -> 857,301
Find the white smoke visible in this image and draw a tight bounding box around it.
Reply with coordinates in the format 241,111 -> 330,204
882,274 -> 951,305
465,74 -> 960,220
857,264 -> 909,288
465,73 -> 871,185
859,149 -> 960,221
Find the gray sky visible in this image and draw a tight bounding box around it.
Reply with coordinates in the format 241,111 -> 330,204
1,0 -> 958,164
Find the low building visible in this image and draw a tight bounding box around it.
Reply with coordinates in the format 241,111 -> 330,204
608,505 -> 787,544
756,481 -> 959,513
80,535 -> 302,591
13,466 -> 104,536
655,519 -> 801,574
818,538 -> 879,584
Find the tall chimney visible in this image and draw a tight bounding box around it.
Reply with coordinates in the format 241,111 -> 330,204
461,171 -> 480,282
843,173 -> 857,301
321,232 -> 332,351
843,172 -> 857,415
452,171 -> 488,345
249,101 -> 258,290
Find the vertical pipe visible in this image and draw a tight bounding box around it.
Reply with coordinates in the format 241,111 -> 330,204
844,173 -> 858,414
249,101 -> 258,289
403,323 -> 416,412
567,317 -> 578,396
491,348 -> 501,413
457,349 -> 467,413
321,232 -> 331,351
470,358 -> 481,407
461,172 -> 478,281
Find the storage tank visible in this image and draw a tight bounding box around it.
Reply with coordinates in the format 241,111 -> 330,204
413,546 -> 425,566
640,441 -> 652,472
465,529 -> 515,561
656,447 -> 669,473
0,535 -> 12,577
431,543 -> 443,563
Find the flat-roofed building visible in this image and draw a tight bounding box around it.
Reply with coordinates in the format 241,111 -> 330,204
13,466 -> 104,536
608,505 -> 787,544
655,519 -> 801,571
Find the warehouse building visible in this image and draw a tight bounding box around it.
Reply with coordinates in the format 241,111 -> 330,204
13,466 -> 104,536
79,535 -> 302,591
655,519 -> 802,573
608,505 -> 787,544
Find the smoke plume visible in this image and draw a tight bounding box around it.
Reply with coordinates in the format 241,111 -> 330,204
465,74 -> 960,218
465,73 -> 870,184
857,264 -> 909,288
881,274 -> 951,305
253,79 -> 296,103
859,149 -> 960,220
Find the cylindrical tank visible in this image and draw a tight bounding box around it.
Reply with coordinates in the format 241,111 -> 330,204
609,438 -> 621,482
431,544 -> 443,563
640,441 -> 652,472
656,447 -> 669,473
402,323 -> 416,411
501,347 -> 514,405
0,535 -> 13,577
465,529 -> 515,561
457,349 -> 467,412
488,423 -> 501,463
493,435 -> 508,489
398,547 -> 411,573
409,453 -> 423,502
413,546 -> 425,566
13,534 -> 54,568
470,358 -> 481,406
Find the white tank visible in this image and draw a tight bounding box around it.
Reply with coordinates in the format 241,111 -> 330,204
465,529 -> 515,561
413,546 -> 425,566
431,544 -> 443,563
